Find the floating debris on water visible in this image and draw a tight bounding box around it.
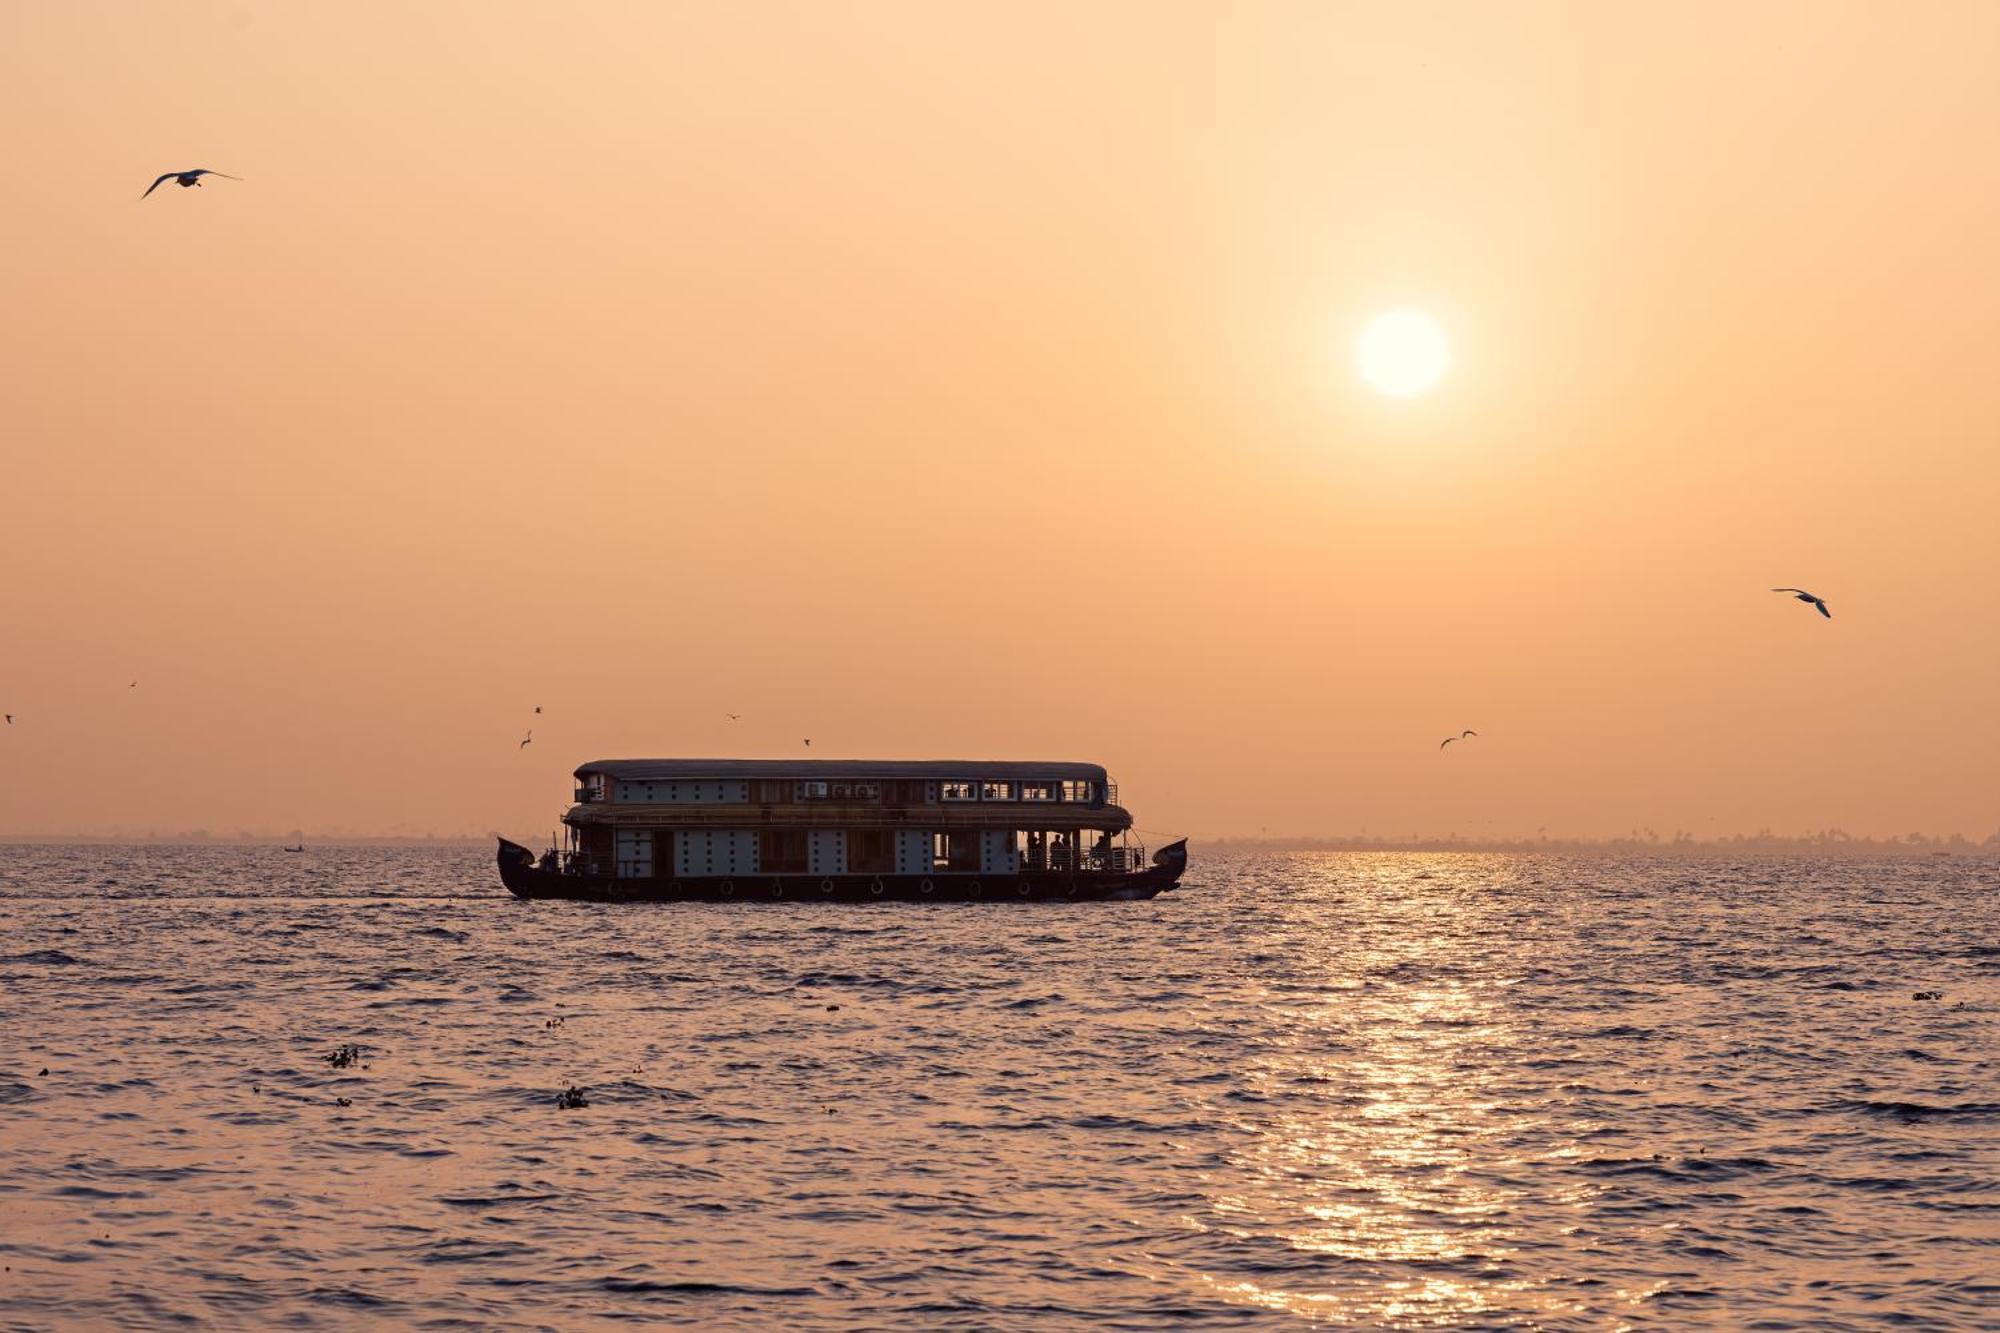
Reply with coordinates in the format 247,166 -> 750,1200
556,1085 -> 589,1110
323,1044 -> 365,1069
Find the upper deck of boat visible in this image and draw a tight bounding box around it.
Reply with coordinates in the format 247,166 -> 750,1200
565,758 -> 1132,831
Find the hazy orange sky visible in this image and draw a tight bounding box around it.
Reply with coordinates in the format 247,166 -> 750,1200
4,2 -> 1998,841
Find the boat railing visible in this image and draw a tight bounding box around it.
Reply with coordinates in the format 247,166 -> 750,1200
1019,839 -> 1146,874
544,849 -> 604,876
574,805 -> 1130,829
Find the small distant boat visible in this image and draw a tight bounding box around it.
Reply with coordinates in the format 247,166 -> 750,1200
498,758 -> 1187,903
283,841 -> 304,853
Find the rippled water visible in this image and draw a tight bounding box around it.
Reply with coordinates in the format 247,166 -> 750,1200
2,846 -> 1995,1329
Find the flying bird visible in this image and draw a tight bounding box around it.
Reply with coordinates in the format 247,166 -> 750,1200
1440,736 -> 1455,750
726,713 -> 741,721
130,681 -> 138,689
1462,729 -> 1478,739
803,738 -> 811,748
4,714 -> 12,725
142,169 -> 241,198
519,730 -> 533,749
534,705 -> 542,714
1772,588 -> 1831,619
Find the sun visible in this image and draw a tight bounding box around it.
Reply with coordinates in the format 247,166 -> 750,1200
1356,310 -> 1449,397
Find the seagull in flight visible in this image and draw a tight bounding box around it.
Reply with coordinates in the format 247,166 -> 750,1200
1439,736 -> 1455,750
726,713 -> 742,721
4,714 -> 12,725
1461,729 -> 1478,739
519,730 -> 533,749
1772,588 -> 1831,619
142,169 -> 241,198
803,738 -> 811,748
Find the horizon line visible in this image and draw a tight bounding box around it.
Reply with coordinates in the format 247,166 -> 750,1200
4,829 -> 1998,853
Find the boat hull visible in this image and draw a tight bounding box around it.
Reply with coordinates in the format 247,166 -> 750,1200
496,838 -> 1186,903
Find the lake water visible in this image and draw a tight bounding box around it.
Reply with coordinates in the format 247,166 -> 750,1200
2,846 -> 1995,1329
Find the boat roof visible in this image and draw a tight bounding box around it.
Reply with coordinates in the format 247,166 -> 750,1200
577,758 -> 1109,782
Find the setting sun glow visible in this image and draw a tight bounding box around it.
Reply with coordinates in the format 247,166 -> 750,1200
1356,311 -> 1450,397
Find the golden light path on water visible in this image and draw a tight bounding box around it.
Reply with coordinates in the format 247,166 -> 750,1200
1163,857 -> 1598,1324
1138,853 -> 1907,1326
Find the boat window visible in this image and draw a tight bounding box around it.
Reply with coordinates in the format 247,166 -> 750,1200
981,781 -> 1015,802
932,831 -> 979,870
1060,780 -> 1095,802
760,829 -> 808,873
1020,782 -> 1054,802
847,829 -> 895,873
798,781 -> 830,800
941,781 -> 976,802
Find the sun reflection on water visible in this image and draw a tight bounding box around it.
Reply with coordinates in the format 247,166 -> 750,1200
1174,855 -> 1602,1325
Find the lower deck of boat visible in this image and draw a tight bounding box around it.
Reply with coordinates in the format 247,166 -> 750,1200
496,839 -> 1182,903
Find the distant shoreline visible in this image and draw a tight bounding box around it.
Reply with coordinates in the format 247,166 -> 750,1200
1206,836 -> 2000,857
0,835 -> 490,847
1,833 -> 1994,857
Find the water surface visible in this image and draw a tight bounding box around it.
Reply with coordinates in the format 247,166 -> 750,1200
2,847 -> 1995,1328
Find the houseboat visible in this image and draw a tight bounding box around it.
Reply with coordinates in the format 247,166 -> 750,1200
497,759 -> 1186,903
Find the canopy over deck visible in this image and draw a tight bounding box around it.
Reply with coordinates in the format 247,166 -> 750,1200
576,758 -> 1110,783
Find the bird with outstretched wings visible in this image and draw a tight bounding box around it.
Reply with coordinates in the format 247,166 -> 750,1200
1772,588 -> 1831,618
143,169 -> 242,198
